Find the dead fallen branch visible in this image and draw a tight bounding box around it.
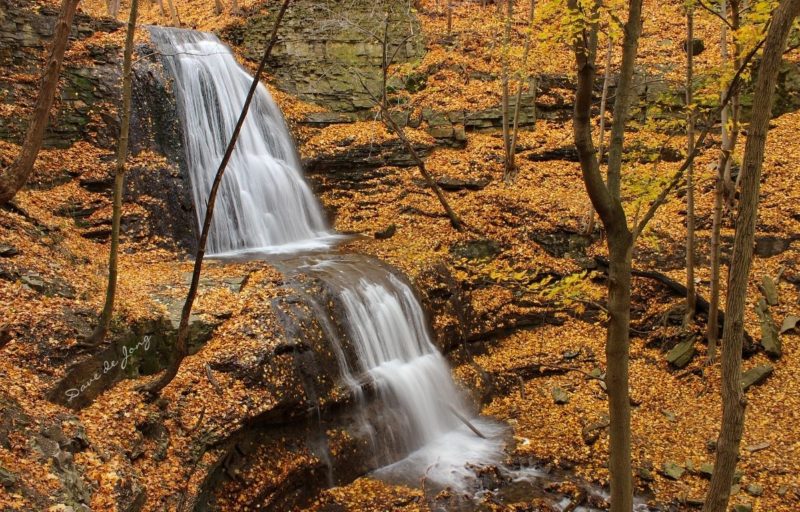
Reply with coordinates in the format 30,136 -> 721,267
443,402 -> 486,439
593,256 -> 757,349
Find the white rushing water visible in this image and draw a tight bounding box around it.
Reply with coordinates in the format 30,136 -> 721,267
149,27 -> 335,255
298,255 -> 507,490
152,27 -> 505,492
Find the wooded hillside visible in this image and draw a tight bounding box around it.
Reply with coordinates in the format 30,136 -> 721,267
0,0 -> 799,510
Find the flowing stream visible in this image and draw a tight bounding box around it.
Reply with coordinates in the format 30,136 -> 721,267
150,26 -> 505,494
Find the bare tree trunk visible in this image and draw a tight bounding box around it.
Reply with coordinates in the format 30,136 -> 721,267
707,173 -> 724,360
140,0 -> 292,396
707,0 -> 729,360
727,0 -> 743,200
0,0 -> 81,206
214,0 -> 224,15
382,11 -> 389,109
605,5 -> 642,506
231,0 -> 240,15
568,0 -> 642,508
597,38 -> 612,169
447,0 -> 453,35
685,5 -> 697,325
708,0 -> 742,361
606,4 -> 642,201
87,0 -> 139,346
583,36 -> 612,235
508,0 -> 536,181
703,0 -> 800,509
107,0 -> 121,18
606,232 -> 634,512
501,0 -> 513,181
166,0 -> 181,26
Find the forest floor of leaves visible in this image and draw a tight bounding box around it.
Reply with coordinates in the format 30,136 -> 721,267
1,0 -> 799,510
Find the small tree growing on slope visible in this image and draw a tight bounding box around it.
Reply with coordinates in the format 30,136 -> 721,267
0,0 -> 81,206
86,0 -> 140,347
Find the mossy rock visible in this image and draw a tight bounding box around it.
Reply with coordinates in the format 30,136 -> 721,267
661,461 -> 684,480
741,364 -> 774,391
666,339 -> 695,368
450,239 -> 501,261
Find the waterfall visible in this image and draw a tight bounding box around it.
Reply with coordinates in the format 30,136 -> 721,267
151,27 -> 504,492
294,255 -> 506,487
149,27 -> 334,255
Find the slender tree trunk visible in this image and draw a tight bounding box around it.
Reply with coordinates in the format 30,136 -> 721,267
231,0 -> 241,15
87,0 -> 139,346
166,0 -> 181,26
606,1 -> 643,201
382,11 -> 389,109
708,144 -> 734,360
140,0 -> 292,396
597,38 -> 612,170
685,5 -> 697,325
727,0 -> 744,200
501,0 -> 513,181
583,36 -> 613,235
214,0 -> 223,15
447,0 -> 453,35
708,0 -> 729,361
508,0 -> 536,181
0,0 -> 81,206
703,0 -> 800,509
569,0 -> 642,508
708,0 -> 742,361
107,0 -> 121,18
606,232 -> 634,512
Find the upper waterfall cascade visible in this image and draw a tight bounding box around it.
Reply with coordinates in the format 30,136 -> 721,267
149,27 -> 334,255
150,26 -> 504,491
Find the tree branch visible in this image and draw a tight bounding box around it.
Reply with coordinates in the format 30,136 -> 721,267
632,35 -> 766,239
697,0 -> 734,29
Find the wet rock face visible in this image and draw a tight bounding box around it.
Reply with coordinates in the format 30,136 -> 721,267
221,0 -> 425,114
0,0 -> 196,250
193,263 -> 458,510
178,274 -> 375,510
415,261 -> 472,353
40,39 -> 198,252
0,0 -> 122,148
128,41 -> 198,252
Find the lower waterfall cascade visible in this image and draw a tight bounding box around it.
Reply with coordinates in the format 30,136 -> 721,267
291,254 -> 508,490
150,26 -> 506,495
